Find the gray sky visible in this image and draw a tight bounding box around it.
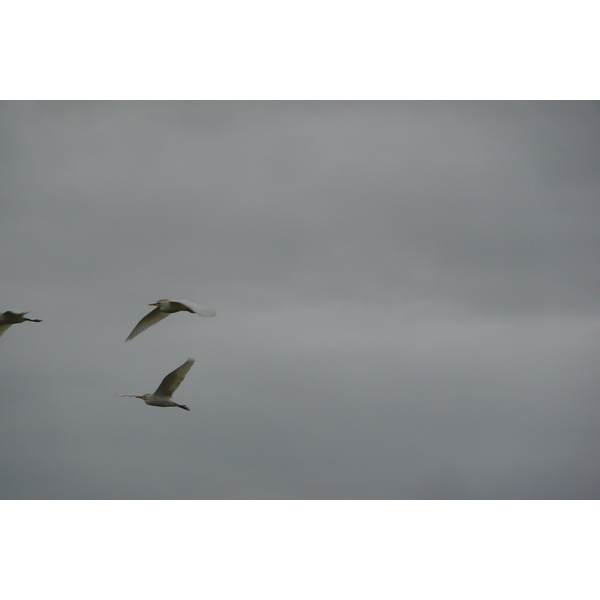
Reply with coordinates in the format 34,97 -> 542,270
1,101 -> 600,499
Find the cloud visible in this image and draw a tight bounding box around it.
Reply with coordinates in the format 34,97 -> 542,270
1,101 -> 600,498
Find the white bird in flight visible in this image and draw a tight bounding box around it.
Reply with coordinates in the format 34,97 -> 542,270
117,358 -> 195,411
125,299 -> 216,341
0,311 -> 42,338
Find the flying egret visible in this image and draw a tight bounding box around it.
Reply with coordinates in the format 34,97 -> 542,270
117,358 -> 195,411
125,299 -> 216,341
0,311 -> 42,338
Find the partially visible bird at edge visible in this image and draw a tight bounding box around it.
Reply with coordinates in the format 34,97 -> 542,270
125,299 -> 216,342
116,358 -> 195,411
0,311 -> 42,338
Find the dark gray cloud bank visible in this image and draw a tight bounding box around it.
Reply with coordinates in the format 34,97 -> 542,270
1,101 -> 599,499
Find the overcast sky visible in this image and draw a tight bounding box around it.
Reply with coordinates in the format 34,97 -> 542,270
1,101 -> 599,499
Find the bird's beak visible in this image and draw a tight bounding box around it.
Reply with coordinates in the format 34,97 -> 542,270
148,302 -> 159,306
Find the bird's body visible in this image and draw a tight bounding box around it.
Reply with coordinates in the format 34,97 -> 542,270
0,311 -> 42,338
117,358 -> 195,411
125,299 -> 216,341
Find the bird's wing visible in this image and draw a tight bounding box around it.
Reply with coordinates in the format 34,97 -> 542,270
155,358 -> 195,397
116,394 -> 138,397
0,324 -> 11,338
171,299 -> 216,317
125,307 -> 170,341
0,311 -> 23,325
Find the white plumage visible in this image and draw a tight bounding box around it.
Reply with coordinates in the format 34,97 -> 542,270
125,299 -> 216,341
0,311 -> 42,338
117,358 -> 195,411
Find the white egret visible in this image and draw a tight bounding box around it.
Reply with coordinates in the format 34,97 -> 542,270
0,311 -> 42,338
117,358 -> 195,411
125,299 -> 216,341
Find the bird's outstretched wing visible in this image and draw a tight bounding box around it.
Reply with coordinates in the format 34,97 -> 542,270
155,358 -> 195,397
171,300 -> 217,318
116,394 -> 138,398
0,311 -> 24,325
125,307 -> 170,341
0,325 -> 11,338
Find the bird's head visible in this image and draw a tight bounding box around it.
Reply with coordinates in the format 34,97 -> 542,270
149,299 -> 169,307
